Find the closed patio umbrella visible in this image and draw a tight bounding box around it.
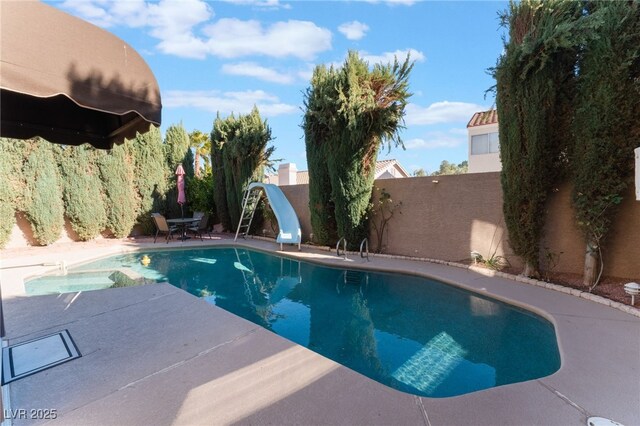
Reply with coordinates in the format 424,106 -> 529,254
176,164 -> 186,219
0,1 -> 161,149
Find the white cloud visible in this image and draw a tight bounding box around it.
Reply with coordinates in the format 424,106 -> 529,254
220,0 -> 291,9
405,129 -> 467,150
59,1 -> 331,60
163,89 -> 298,117
338,21 -> 369,40
361,48 -> 425,65
61,0 -> 212,30
222,62 -> 294,84
203,19 -> 331,60
405,101 -> 485,126
297,63 -> 316,82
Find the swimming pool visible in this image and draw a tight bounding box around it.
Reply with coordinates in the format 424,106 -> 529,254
26,247 -> 561,398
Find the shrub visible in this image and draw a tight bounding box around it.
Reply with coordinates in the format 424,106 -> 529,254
187,172 -> 216,216
127,126 -> 168,233
571,1 -> 640,288
99,143 -> 139,238
493,0 -> 581,276
303,65 -> 338,246
211,114 -> 233,230
212,109 -> 274,232
0,138 -> 27,248
22,140 -> 65,245
303,51 -> 412,249
57,145 -> 107,240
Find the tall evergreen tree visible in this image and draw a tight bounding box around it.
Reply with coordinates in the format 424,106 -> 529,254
303,65 -> 339,245
98,144 -> 139,238
211,114 -> 234,231
0,138 -> 26,248
494,0 -> 581,277
57,145 -> 107,241
303,51 -> 412,249
572,0 -> 640,288
22,139 -> 65,245
222,107 -> 274,231
127,126 -> 168,232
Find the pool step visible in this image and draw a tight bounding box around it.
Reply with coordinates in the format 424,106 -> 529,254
344,270 -> 369,285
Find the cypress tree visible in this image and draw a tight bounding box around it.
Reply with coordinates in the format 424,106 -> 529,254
572,1 -> 640,287
223,107 -> 274,231
127,126 -> 168,233
303,65 -> 339,245
303,51 -> 412,249
494,0 -> 581,277
211,114 -> 234,231
57,145 -> 107,241
99,143 -> 139,238
22,139 -> 65,245
0,138 -> 27,248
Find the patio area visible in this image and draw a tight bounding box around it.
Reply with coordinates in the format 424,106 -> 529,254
1,236 -> 639,425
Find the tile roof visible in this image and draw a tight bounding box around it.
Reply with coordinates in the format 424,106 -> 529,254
467,109 -> 498,128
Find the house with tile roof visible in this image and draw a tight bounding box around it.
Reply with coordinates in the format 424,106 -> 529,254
266,159 -> 410,186
467,109 -> 501,173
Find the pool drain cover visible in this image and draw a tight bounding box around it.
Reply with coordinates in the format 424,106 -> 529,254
587,417 -> 624,426
2,329 -> 81,384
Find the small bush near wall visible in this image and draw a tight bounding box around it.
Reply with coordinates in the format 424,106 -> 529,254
57,145 -> 107,241
22,140 -> 65,245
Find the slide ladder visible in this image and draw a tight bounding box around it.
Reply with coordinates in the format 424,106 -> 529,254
235,188 -> 262,240
234,182 -> 302,250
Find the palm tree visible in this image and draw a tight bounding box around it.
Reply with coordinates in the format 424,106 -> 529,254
189,130 -> 211,178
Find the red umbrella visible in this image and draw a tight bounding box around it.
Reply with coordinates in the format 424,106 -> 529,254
176,165 -> 186,218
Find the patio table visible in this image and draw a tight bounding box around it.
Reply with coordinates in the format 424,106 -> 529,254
167,218 -> 200,241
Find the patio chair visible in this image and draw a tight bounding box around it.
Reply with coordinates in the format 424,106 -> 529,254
151,213 -> 177,243
188,213 -> 211,241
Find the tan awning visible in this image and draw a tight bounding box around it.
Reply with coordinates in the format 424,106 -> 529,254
0,1 -> 161,149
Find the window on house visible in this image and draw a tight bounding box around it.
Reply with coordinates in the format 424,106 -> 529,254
471,132 -> 499,155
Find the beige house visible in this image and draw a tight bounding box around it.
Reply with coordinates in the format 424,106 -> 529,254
266,159 -> 410,186
467,109 -> 501,173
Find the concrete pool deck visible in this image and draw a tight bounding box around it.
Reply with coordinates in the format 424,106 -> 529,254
1,236 -> 639,425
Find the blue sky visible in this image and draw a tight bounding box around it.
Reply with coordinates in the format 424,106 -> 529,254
51,0 -> 507,174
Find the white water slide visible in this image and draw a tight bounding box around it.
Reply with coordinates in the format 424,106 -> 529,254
234,182 -> 302,249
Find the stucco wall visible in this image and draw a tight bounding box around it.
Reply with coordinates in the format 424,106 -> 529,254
280,173 -> 640,280
5,212 -> 104,249
543,182 -> 640,280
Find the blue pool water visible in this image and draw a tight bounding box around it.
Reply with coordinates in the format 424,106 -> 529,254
26,247 -> 560,397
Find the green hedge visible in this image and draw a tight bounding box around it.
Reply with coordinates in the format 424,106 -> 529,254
57,145 -> 107,240
571,1 -> 640,286
128,126 -> 168,233
494,0 -> 580,276
0,138 -> 26,247
22,140 -> 65,245
99,144 -> 139,238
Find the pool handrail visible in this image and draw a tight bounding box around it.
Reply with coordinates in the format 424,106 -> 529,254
359,238 -> 369,262
336,237 -> 347,260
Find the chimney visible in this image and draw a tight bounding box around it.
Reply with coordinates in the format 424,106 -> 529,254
278,163 -> 297,186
